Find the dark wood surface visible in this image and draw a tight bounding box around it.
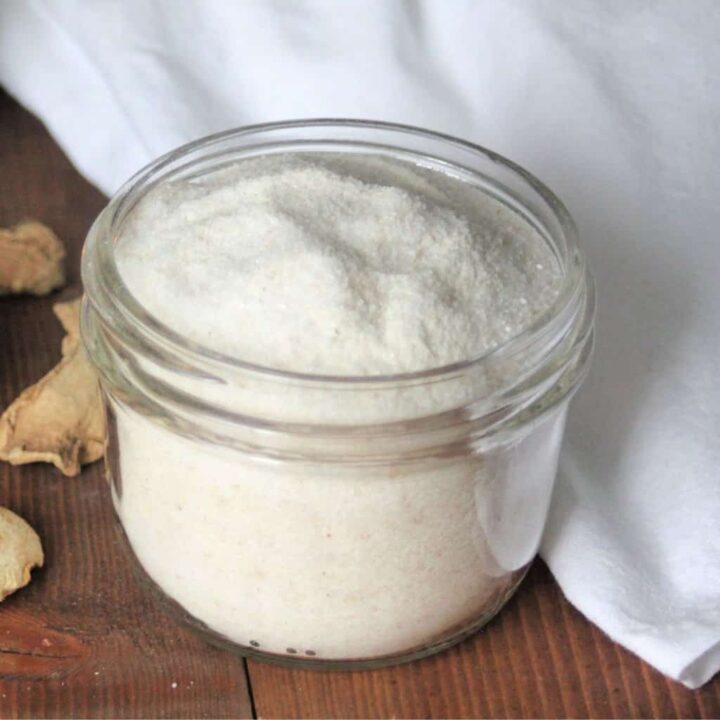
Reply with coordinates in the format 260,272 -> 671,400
0,89 -> 718,719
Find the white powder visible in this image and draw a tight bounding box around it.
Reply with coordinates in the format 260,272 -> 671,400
110,153 -> 564,661
118,154 -> 560,376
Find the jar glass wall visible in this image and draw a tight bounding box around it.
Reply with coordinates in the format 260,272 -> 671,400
81,120 -> 594,669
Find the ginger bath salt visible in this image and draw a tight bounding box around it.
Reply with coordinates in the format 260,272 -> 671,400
81,122 -> 594,667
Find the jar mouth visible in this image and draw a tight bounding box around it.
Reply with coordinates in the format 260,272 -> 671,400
83,118 -> 591,389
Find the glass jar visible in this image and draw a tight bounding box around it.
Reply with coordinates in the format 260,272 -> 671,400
81,120 -> 594,669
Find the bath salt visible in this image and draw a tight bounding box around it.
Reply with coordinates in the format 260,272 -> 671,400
109,152 -> 565,660
117,153 -> 561,376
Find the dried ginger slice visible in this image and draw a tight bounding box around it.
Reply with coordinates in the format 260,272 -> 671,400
0,298 -> 106,476
0,506 -> 43,601
0,221 -> 65,295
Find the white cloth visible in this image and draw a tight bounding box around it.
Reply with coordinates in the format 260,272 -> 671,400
1,0 -> 718,688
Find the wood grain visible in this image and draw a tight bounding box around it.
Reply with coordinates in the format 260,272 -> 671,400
0,88 -> 718,719
0,89 -> 252,719
247,562 -> 720,719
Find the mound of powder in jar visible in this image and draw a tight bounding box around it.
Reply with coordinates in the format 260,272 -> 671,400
116,153 -> 561,375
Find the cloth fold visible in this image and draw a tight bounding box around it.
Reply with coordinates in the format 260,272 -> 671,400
1,0 -> 718,688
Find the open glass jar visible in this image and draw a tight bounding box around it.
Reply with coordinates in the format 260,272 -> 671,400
81,120 -> 594,669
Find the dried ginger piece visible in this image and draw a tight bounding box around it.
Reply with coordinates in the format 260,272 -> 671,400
0,506 -> 43,601
0,298 -> 106,476
0,221 -> 66,295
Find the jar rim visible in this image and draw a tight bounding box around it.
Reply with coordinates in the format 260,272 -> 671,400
83,118 -> 591,390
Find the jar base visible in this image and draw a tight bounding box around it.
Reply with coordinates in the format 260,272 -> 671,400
114,515 -> 530,671
207,565 -> 529,671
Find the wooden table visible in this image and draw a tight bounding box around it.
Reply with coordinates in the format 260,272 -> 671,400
0,89 -> 717,719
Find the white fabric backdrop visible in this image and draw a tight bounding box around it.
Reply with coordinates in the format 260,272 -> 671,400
1,0 -> 718,688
